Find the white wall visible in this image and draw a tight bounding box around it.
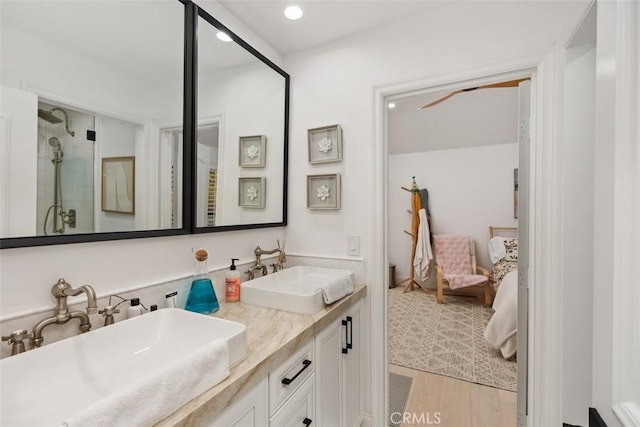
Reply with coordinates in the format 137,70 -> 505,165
388,144 -> 518,281
561,43 -> 596,427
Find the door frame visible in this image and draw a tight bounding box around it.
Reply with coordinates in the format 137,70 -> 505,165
370,52 -> 566,426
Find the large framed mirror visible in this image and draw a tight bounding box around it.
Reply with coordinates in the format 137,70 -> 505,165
194,8 -> 288,231
0,0 -> 188,247
0,0 -> 289,249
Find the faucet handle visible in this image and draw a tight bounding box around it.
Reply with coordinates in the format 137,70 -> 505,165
99,306 -> 120,326
2,329 -> 31,355
98,306 -> 120,316
2,329 -> 30,343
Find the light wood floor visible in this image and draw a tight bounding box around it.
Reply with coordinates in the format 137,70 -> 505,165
390,364 -> 516,427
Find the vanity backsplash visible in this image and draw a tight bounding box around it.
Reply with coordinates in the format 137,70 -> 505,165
0,255 -> 363,359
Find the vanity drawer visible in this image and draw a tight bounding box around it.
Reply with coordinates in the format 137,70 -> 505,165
268,340 -> 315,415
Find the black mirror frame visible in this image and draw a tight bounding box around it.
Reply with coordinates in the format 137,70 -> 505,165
0,0 -> 289,250
191,4 -> 289,235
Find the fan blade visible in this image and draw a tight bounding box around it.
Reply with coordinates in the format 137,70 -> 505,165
419,90 -> 463,109
477,78 -> 530,89
419,77 -> 530,109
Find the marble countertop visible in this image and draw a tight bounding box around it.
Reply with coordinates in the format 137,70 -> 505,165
157,284 -> 366,426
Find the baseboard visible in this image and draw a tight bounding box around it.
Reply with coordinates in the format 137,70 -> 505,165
613,402 -> 640,426
589,407 -> 607,427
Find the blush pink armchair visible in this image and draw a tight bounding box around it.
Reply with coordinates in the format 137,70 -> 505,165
433,235 -> 492,306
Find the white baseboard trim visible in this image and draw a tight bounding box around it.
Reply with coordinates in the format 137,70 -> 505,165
614,402 -> 640,427
361,413 -> 372,427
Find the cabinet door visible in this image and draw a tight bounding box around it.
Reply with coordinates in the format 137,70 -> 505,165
314,316 -> 343,427
342,300 -> 364,427
269,375 -> 315,427
208,378 -> 268,427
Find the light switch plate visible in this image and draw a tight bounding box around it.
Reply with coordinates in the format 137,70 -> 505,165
347,235 -> 360,256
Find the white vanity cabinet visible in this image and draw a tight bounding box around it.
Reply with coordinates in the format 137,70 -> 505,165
204,296 -> 365,427
269,375 -> 315,427
207,377 -> 268,427
315,299 -> 364,427
210,342 -> 315,427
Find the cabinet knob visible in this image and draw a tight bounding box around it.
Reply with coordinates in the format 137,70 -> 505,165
302,418 -> 312,426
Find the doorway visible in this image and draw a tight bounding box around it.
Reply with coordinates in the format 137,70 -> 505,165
377,69 -> 533,427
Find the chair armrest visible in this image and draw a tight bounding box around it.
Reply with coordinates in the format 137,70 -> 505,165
476,266 -> 490,278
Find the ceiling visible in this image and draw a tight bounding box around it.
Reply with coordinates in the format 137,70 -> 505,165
218,0 -> 444,55
388,86 -> 519,155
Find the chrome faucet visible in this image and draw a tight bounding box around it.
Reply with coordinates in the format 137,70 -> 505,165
246,261 -> 268,281
30,278 -> 97,348
245,240 -> 286,280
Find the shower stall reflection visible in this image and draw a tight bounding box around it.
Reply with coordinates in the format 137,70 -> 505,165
43,136 -> 76,234
37,102 -> 94,236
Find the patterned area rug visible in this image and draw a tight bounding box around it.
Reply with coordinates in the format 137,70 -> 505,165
388,286 -> 516,392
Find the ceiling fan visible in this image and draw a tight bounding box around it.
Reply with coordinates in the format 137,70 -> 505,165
419,78 -> 530,109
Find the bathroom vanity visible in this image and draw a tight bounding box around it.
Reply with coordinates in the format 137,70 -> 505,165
158,285 -> 366,426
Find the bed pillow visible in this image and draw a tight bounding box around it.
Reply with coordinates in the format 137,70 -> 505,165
503,238 -> 518,261
488,237 -> 507,264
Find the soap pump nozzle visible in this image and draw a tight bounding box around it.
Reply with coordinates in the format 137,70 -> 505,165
230,258 -> 239,270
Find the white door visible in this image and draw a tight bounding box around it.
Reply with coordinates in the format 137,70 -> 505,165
516,79 -> 531,427
0,85 -> 38,237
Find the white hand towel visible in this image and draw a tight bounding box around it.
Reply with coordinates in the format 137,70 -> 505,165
317,275 -> 354,304
62,338 -> 230,427
413,208 -> 433,281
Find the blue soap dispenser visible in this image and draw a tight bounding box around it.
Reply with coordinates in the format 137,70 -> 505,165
185,249 -> 219,314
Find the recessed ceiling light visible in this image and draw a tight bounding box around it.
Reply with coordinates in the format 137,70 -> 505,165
216,31 -> 232,42
284,5 -> 303,20
388,102 -> 396,109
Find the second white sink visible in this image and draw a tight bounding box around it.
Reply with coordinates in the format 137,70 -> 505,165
241,265 -> 355,314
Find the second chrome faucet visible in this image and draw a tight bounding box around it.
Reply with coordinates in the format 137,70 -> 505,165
245,240 -> 286,280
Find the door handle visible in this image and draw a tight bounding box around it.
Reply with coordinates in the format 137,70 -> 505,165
281,359 -> 312,385
342,319 -> 348,354
303,418 -> 312,426
346,316 -> 353,350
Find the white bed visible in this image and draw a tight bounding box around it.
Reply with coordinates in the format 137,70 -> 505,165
483,226 -> 518,359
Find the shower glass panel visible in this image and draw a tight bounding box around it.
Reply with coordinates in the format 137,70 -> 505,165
37,101 -> 95,236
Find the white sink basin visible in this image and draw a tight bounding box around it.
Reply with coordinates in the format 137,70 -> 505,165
0,308 -> 247,426
241,265 -> 355,314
